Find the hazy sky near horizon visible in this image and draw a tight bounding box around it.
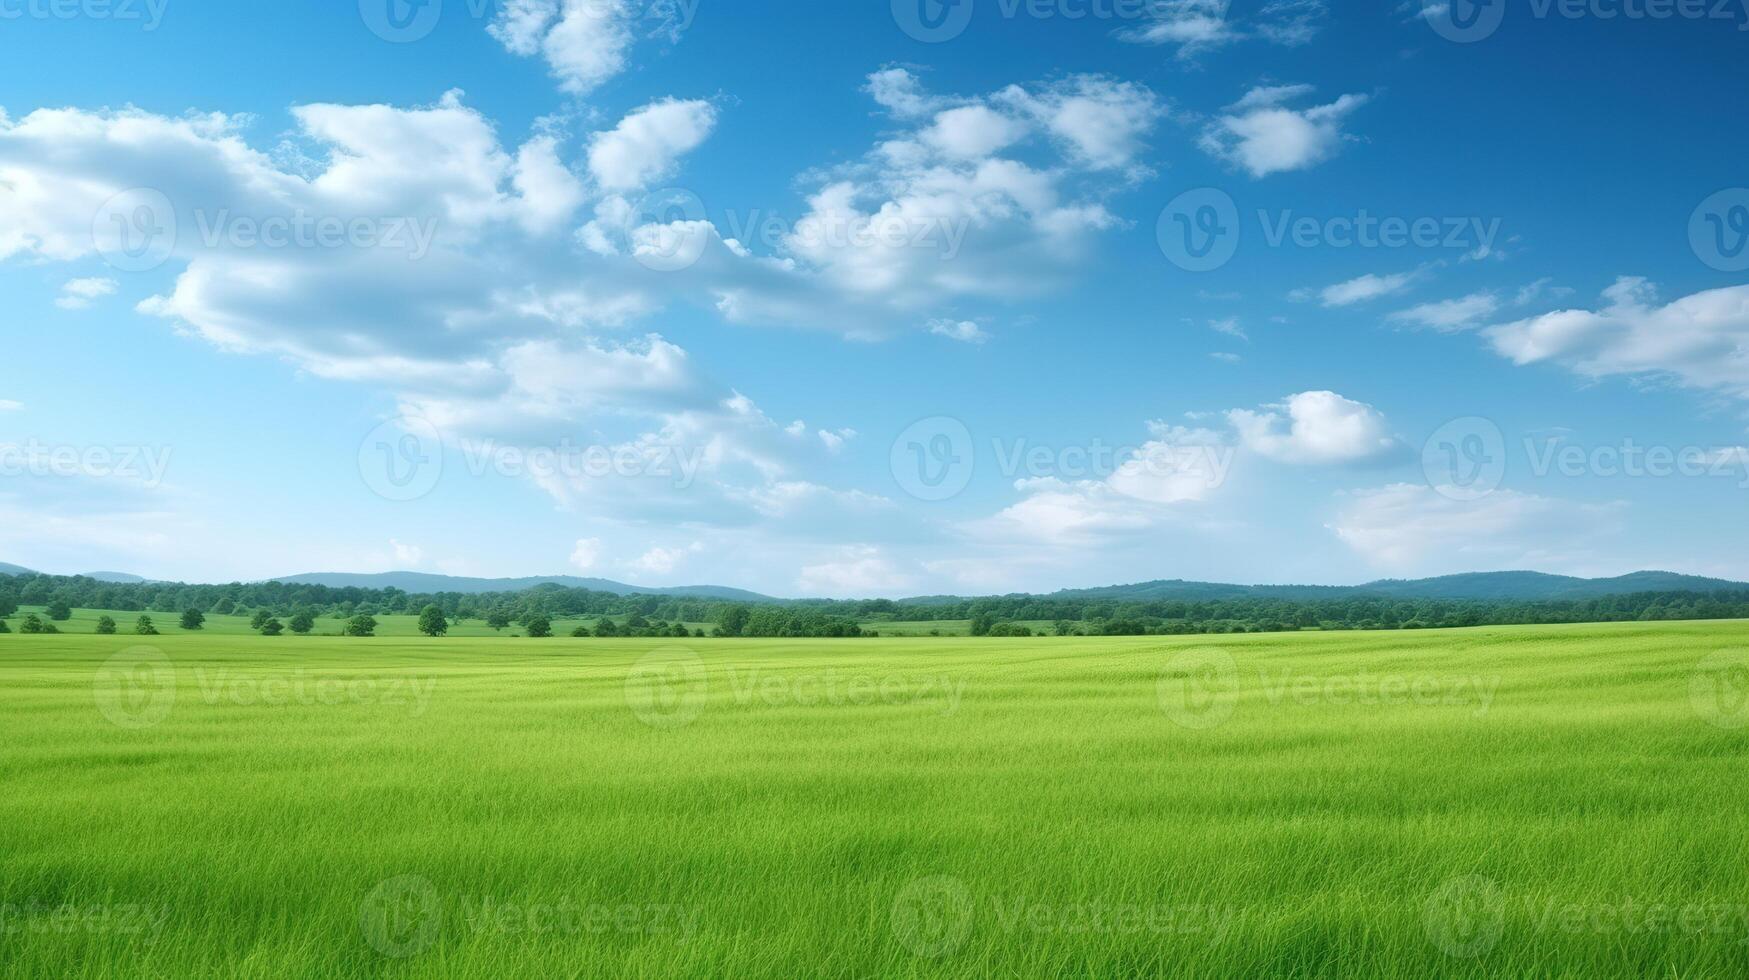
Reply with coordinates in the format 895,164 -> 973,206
3,0 -> 1748,595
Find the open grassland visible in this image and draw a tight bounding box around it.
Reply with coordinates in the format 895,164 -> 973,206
3,622 -> 1749,977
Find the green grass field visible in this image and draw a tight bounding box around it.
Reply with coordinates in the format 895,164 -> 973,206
3,621 -> 1748,977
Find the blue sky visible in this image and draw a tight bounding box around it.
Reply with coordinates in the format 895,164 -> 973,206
3,0 -> 1748,595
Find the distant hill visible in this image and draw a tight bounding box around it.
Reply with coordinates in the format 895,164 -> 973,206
0,562 -> 37,577
82,571 -> 148,584
1034,571 -> 1749,604
270,571 -> 777,602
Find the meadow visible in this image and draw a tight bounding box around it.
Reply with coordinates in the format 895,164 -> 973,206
2,621 -> 1748,977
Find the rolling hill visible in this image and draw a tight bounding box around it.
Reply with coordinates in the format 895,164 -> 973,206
269,571 -> 776,602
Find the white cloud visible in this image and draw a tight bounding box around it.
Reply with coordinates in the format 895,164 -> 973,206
570,537 -> 603,571
1389,292 -> 1500,331
797,546 -> 915,597
389,539 -> 425,566
1330,483 -> 1624,571
1484,279 -> 1749,400
1200,86 -> 1367,178
929,319 -> 989,344
1304,271 -> 1417,307
1208,317 -> 1247,341
920,105 -> 1030,161
489,0 -> 684,96
587,98 -> 717,192
1228,390 -> 1399,464
1122,0 -> 1328,58
0,400 -> 21,411
56,277 -> 118,310
629,542 -> 702,577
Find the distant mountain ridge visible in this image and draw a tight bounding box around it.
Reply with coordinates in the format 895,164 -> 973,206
269,571 -> 776,602
2,564 -> 1745,604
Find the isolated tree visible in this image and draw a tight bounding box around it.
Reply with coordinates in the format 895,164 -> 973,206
46,600 -> 73,621
570,625 -> 591,637
344,615 -> 377,638
526,616 -> 553,638
20,615 -> 49,634
416,605 -> 449,637
0,619 -> 9,633
95,615 -> 118,635
288,611 -> 315,635
485,610 -> 511,631
260,618 -> 284,636
250,609 -> 272,630
180,609 -> 206,631
135,615 -> 159,636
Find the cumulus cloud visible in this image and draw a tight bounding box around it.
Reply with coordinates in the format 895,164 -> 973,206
489,0 -> 689,95
1330,483 -> 1624,571
1200,84 -> 1367,178
797,546 -> 915,597
1484,279 -> 1749,399
587,98 -> 718,192
629,542 -> 702,577
570,537 -> 604,571
1228,391 -> 1399,464
1389,291 -> 1499,331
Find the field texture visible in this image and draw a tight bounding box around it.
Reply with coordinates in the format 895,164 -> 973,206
3,622 -> 1748,977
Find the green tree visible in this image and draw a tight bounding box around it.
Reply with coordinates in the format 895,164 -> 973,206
486,610 -> 511,630
135,615 -> 159,636
0,591 -> 17,618
0,619 -> 9,633
95,615 -> 118,635
260,618 -> 284,636
250,609 -> 272,630
593,618 -> 620,637
180,609 -> 206,631
416,605 -> 449,637
46,600 -> 73,621
288,611 -> 316,635
344,615 -> 377,637
526,616 -> 553,638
